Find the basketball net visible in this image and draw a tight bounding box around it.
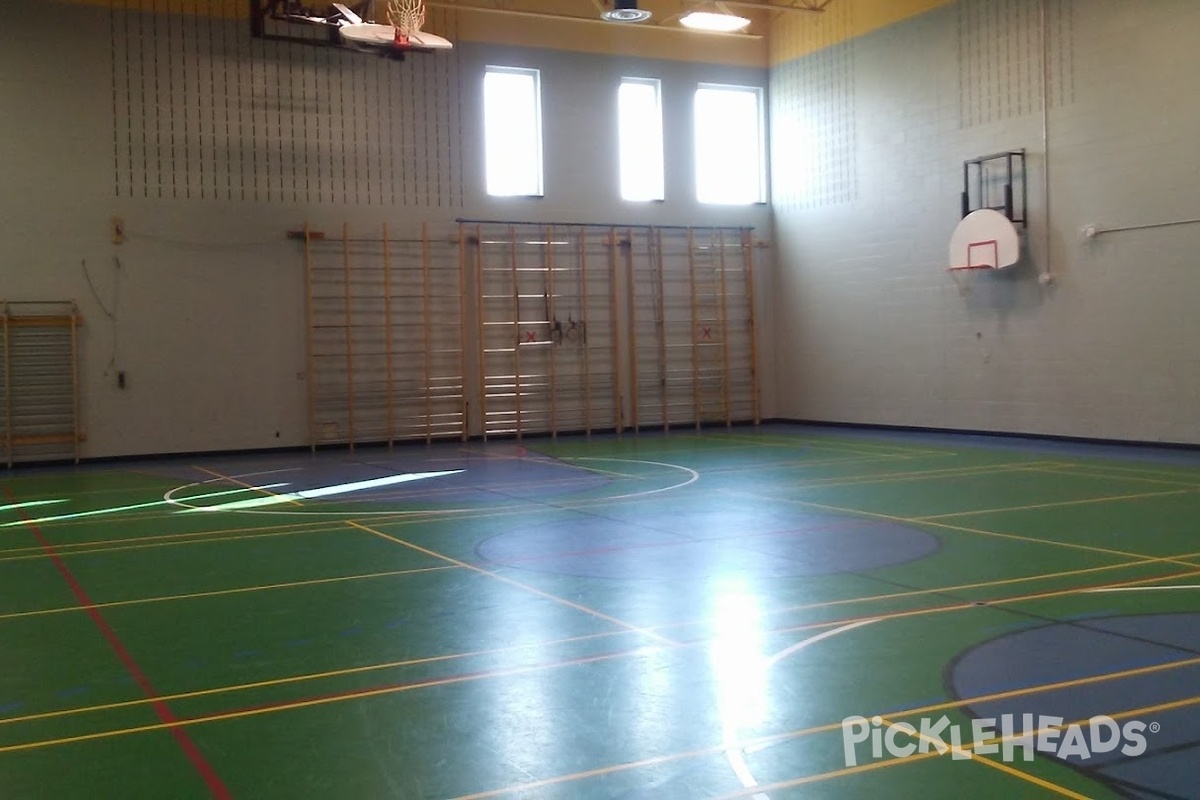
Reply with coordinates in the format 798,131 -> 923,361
386,0 -> 425,46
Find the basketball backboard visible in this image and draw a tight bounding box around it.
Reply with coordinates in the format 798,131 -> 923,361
949,209 -> 1020,271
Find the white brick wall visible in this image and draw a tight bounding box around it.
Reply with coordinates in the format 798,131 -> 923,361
769,0 -> 1200,444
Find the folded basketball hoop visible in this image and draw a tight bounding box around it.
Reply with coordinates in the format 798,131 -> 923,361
949,209 -> 1020,272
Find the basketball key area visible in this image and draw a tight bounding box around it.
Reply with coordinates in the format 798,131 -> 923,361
2,426 -> 1199,798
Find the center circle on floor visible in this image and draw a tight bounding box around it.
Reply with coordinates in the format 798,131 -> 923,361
477,511 -> 940,579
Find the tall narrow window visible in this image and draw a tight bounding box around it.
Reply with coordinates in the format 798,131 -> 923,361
618,78 -> 665,202
694,84 -> 765,205
483,67 -> 543,197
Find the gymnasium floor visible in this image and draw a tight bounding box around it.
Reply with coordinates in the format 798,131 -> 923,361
1,425 -> 1199,799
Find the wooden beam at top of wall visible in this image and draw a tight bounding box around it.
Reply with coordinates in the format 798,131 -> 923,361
769,0 -> 954,65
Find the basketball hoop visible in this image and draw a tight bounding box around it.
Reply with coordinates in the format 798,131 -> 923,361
949,239 -> 999,272
337,0 -> 452,54
387,0 -> 425,47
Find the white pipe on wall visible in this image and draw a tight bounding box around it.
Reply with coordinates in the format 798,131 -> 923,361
1039,0 -> 1053,285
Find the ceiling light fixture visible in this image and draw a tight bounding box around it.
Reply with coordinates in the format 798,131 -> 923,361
679,9 -> 751,32
601,0 -> 653,23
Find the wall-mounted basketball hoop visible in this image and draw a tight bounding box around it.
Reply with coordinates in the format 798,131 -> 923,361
962,150 -> 1026,227
949,209 -> 1020,273
250,0 -> 452,58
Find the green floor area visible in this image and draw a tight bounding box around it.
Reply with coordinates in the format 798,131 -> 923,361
1,426 -> 1199,798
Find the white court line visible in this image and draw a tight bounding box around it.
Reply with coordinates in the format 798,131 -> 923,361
1,486 -> 287,528
764,618 -> 883,669
1084,585 -> 1200,593
185,471 -> 465,512
726,618 -> 882,797
0,500 -> 68,513
163,458 -> 699,517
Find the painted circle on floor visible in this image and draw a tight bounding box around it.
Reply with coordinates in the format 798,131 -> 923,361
476,511 -> 940,579
948,612 -> 1200,799
162,455 -> 698,517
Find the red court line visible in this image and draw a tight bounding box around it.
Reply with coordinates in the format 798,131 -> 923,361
4,489 -> 231,799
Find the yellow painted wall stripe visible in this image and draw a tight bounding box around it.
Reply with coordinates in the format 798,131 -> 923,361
770,0 -> 955,65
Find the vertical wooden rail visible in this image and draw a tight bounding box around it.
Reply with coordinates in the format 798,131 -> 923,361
2,306 -> 11,467
545,225 -> 558,438
474,226 -> 488,441
383,223 -> 395,450
458,225 -> 469,441
608,228 -> 623,433
69,306 -> 80,463
303,224 -> 316,452
421,221 -> 433,443
717,229 -> 732,426
743,229 -> 761,425
509,225 -> 523,440
687,227 -> 701,429
654,228 -> 668,432
624,229 -> 638,431
343,222 -> 355,450
579,229 -> 593,435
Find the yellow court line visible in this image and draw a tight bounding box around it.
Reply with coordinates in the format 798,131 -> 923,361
8,547 -> 1196,730
0,648 -> 643,757
0,526 -> 344,565
5,608 -> 1199,768
918,516 -> 1200,568
462,659 -> 1200,800
747,549 -> 1200,622
6,486 -> 1187,634
876,715 -> 1090,800
768,564 -> 1200,639
706,752 -> 944,799
345,520 -> 677,645
194,465 -> 303,506
1033,464 -> 1200,489
579,433 -> 922,461
690,452 -> 920,480
716,431 -> 953,457
724,488 -> 1200,569
0,566 -> 458,623
915,487 -> 1198,520
961,748 -> 1089,799
1044,460 -> 1200,482
338,471 -> 644,500
774,460 -> 1066,490
0,628 -> 637,729
0,516 -> 339,557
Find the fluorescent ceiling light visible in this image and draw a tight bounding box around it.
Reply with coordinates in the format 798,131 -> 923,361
680,11 -> 751,32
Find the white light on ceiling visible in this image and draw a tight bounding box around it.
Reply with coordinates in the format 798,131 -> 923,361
602,0 -> 653,23
679,10 -> 751,32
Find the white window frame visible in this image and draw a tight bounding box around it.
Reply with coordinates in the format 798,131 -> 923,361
618,77 -> 665,202
483,66 -> 544,197
693,83 -> 767,205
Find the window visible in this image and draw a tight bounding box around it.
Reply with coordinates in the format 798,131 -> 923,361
483,67 -> 543,197
693,84 -> 765,205
618,78 -> 665,202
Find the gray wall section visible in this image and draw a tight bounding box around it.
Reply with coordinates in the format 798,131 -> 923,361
0,1 -> 771,457
769,0 -> 1200,444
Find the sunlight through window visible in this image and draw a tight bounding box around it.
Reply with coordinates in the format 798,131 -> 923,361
694,84 -> 765,205
484,67 -> 544,197
618,78 -> 665,202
